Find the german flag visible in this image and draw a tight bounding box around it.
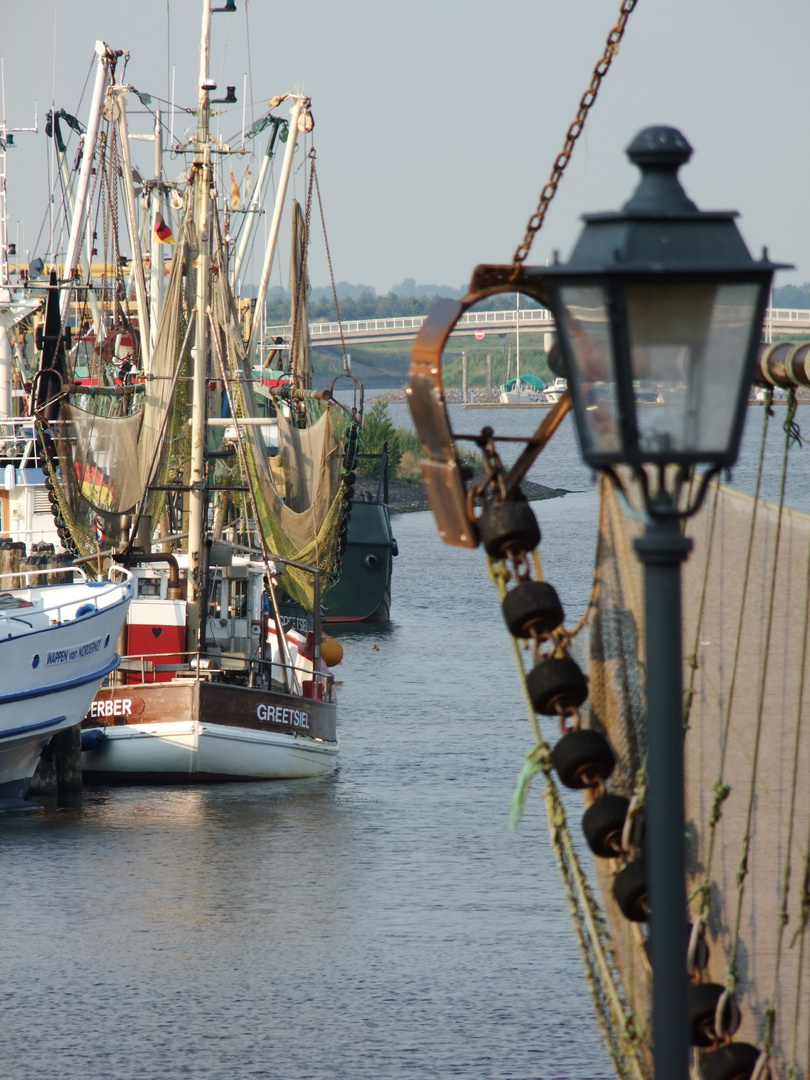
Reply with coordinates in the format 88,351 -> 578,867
154,213 -> 175,244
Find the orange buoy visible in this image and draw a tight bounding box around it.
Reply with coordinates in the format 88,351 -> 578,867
320,635 -> 344,667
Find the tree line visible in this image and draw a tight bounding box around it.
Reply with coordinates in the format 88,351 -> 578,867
264,290 -> 544,324
263,281 -> 810,326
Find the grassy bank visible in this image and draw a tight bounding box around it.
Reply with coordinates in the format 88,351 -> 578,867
312,336 -> 553,389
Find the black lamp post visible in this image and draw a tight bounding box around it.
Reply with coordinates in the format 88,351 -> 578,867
540,126 -> 787,1080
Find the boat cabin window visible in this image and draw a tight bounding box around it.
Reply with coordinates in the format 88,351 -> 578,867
229,578 -> 248,620
208,578 -> 222,620
137,577 -> 161,598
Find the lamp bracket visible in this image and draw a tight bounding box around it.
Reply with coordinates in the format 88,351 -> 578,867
603,463 -> 721,523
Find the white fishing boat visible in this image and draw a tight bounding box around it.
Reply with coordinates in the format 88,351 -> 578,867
0,566 -> 132,804
80,551 -> 338,782
28,5 -> 349,783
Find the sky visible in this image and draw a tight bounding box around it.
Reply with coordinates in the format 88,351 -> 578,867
2,0 -> 808,295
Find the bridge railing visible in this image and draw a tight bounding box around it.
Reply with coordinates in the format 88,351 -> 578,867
770,308 -> 810,324
264,306 -> 809,340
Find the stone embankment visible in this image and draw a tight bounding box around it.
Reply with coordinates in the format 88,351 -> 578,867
372,388 -> 493,404
357,475 -> 570,513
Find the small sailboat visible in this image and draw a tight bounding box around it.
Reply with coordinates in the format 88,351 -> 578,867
498,294 -> 546,403
499,373 -> 547,404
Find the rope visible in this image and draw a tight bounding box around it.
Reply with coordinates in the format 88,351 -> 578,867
682,479 -> 721,726
311,158 -> 350,376
756,389 -> 807,1075
485,557 -> 647,1080
694,398 -> 773,924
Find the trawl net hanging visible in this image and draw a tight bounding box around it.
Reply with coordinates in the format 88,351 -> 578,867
587,477 -> 810,1079
210,255 -> 348,611
46,195 -> 194,554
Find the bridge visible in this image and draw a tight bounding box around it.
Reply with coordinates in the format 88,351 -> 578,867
265,307 -> 810,348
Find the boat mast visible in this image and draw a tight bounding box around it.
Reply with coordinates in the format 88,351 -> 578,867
246,95 -> 305,366
59,42 -> 117,327
0,75 -> 38,417
230,114 -> 287,291
187,0 -> 213,620
149,108 -> 165,360
515,292 -> 520,386
47,111 -> 103,337
113,82 -> 151,370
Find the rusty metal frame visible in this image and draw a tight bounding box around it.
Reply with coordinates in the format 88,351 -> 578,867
407,264 -> 570,548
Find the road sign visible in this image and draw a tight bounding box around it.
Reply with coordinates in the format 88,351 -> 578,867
474,330 -> 485,340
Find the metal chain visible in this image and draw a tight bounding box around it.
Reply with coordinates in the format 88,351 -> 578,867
511,0 -> 639,269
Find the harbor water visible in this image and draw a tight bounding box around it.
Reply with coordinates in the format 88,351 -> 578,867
3,402 -> 808,1080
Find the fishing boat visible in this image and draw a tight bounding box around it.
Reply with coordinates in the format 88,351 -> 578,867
0,565 -> 132,804
30,9 -> 352,782
322,446 -> 397,624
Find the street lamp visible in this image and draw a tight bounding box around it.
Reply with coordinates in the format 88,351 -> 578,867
541,126 -> 787,1080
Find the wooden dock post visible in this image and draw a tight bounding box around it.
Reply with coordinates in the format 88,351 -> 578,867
486,355 -> 492,401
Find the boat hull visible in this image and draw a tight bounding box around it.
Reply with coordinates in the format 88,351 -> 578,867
323,499 -> 395,624
498,390 -> 545,404
0,584 -> 131,802
81,679 -> 339,782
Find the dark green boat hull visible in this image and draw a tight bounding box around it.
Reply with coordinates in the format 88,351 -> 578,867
322,498 -> 396,624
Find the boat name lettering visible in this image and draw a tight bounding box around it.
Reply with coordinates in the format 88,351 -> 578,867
46,638 -> 103,666
256,703 -> 310,729
89,698 -> 132,718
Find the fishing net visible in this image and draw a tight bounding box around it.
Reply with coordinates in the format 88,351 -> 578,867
587,469 -> 810,1078
210,254 -> 348,611
288,199 -> 311,388
46,193 -> 194,553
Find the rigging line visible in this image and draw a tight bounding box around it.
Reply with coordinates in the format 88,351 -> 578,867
760,389 -> 810,1070
243,0 -> 256,131
695,399 -> 772,923
682,479 -> 721,724
311,159 -> 350,375
559,481 -> 603,641
726,392 -> 794,998
208,303 -> 280,616
495,550 -> 647,1080
123,312 -> 193,553
166,0 -> 170,106
787,811 -> 810,1076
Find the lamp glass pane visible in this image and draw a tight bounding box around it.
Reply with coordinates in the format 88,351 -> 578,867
625,281 -> 761,458
557,285 -> 622,456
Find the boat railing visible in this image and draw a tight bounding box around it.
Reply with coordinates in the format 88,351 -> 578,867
0,564 -> 133,623
109,648 -> 334,699
0,416 -> 41,468
354,444 -> 389,504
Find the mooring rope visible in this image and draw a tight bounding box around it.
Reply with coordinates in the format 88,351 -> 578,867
486,556 -> 648,1080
